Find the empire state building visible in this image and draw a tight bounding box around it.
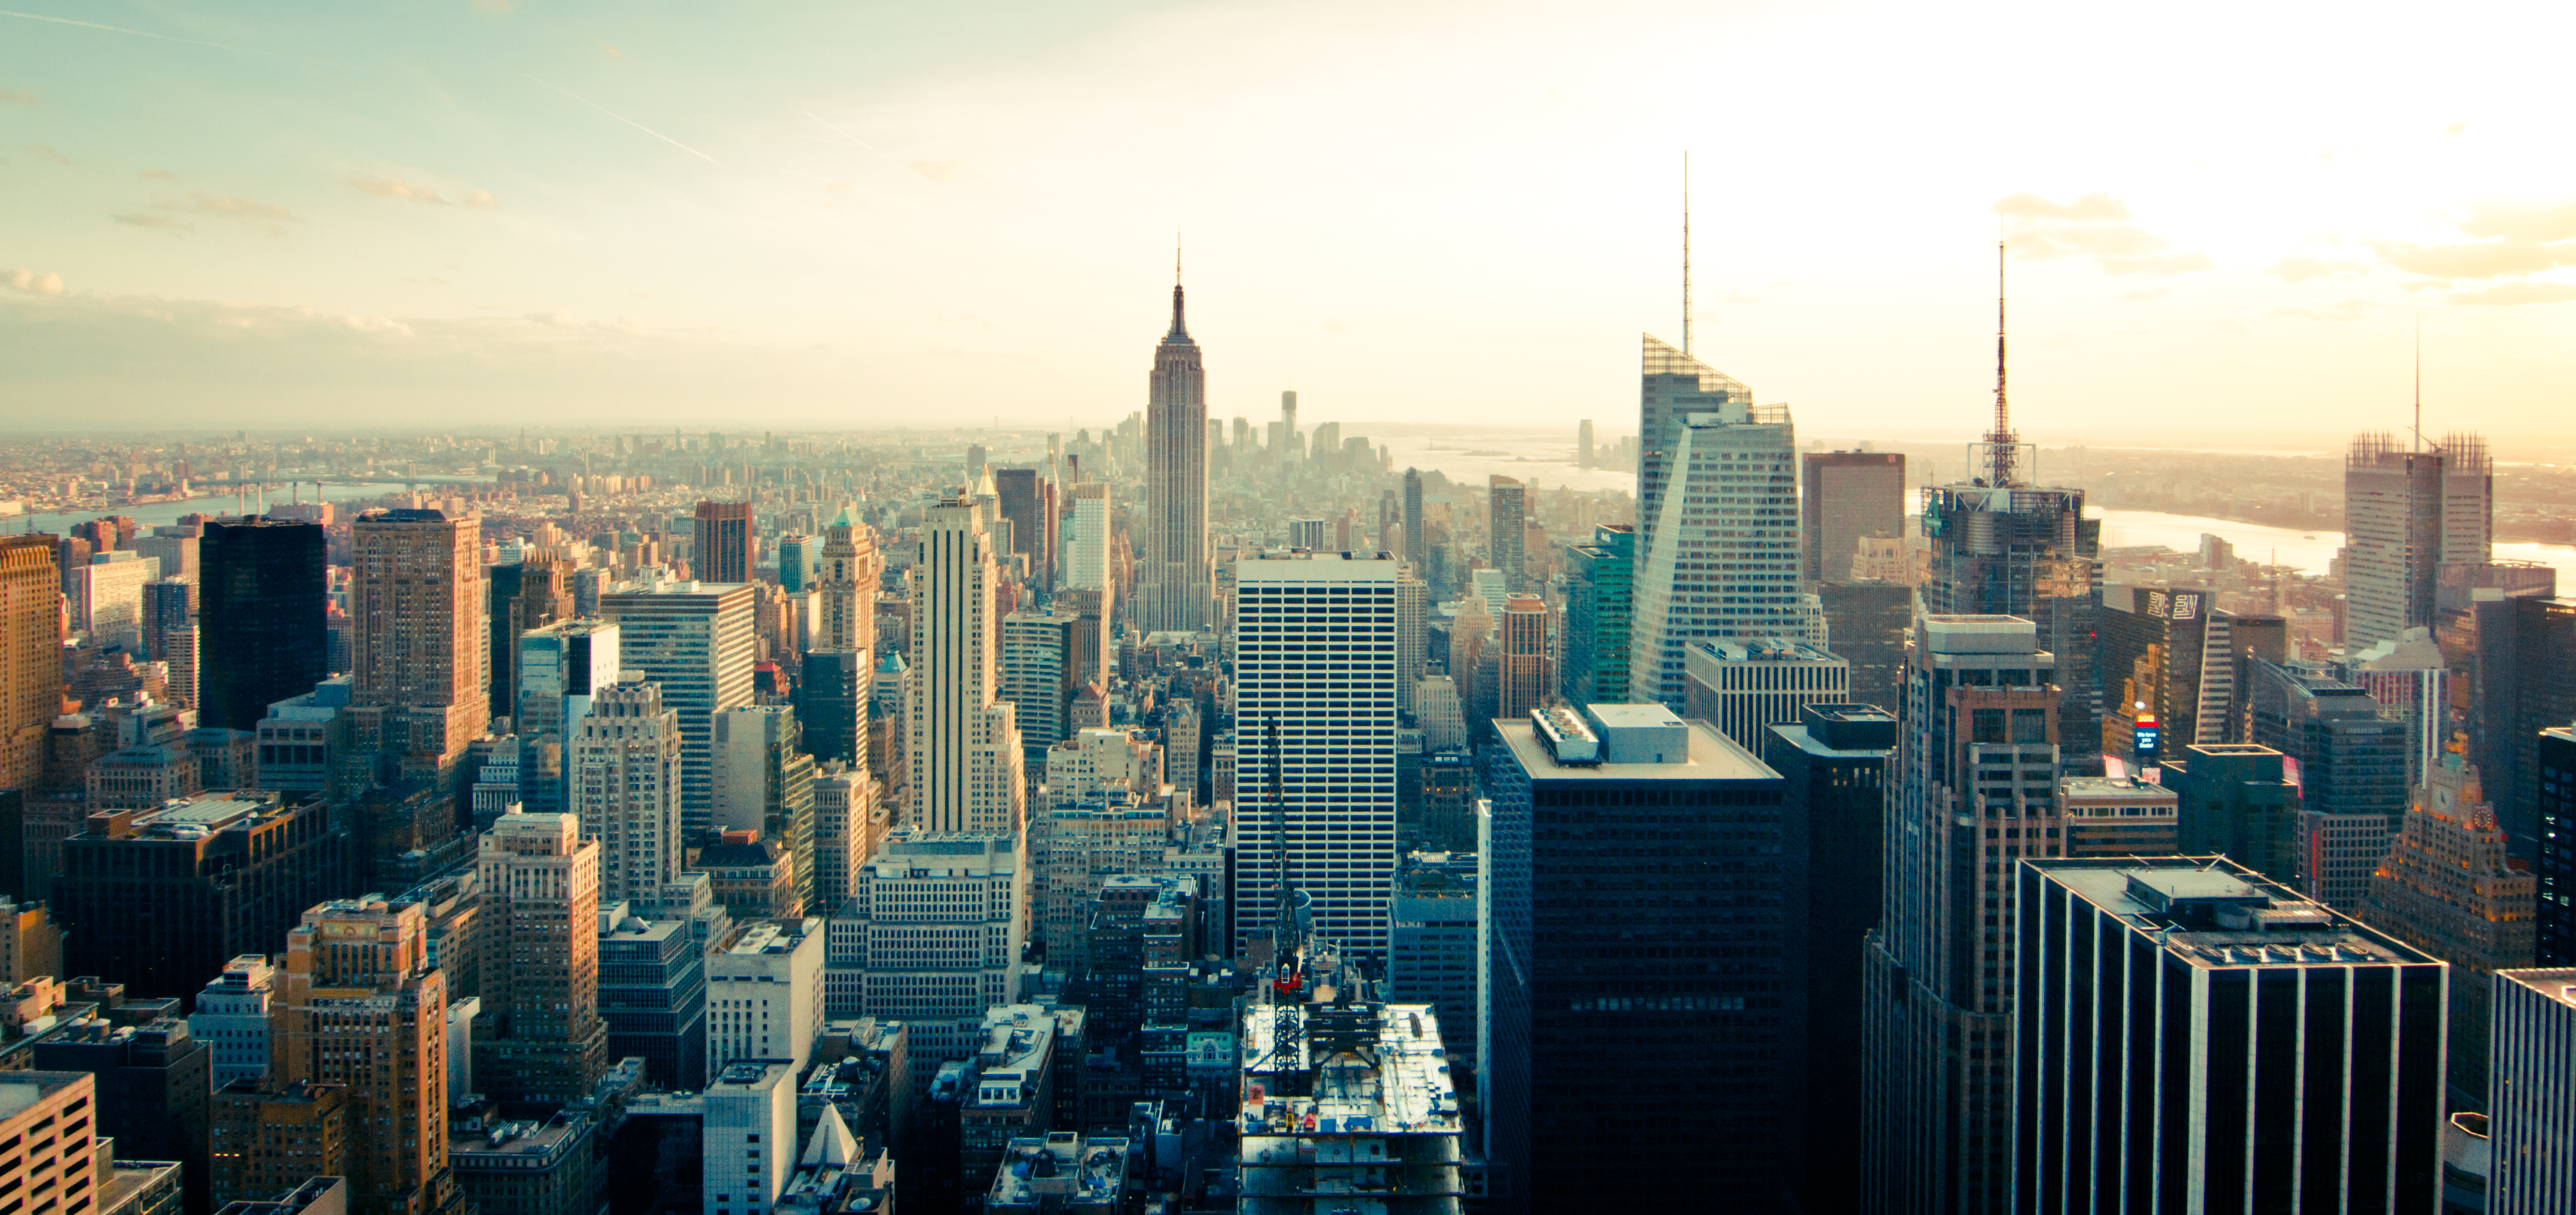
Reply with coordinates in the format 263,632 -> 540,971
1137,274 -> 1211,634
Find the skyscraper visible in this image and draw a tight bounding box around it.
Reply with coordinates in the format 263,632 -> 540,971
472,809 -> 608,1104
2164,742 -> 2302,887
1801,451 -> 1905,584
908,495 -> 1025,836
1560,523 -> 1634,708
353,508 -> 489,769
2489,967 -> 2576,1209
198,518 -> 326,733
1482,703 -> 1795,1212
693,499 -> 754,586
1231,552 -> 1399,966
2344,431 -> 2491,651
1496,593 -> 1551,720
1061,482 -> 1110,593
1402,467 -> 1426,575
1137,273 -> 1211,634
571,677 -> 684,912
815,505 -> 877,656
484,550 -> 569,722
143,576 -> 193,705
0,535 -> 58,791
999,609 -> 1081,760
272,898 -> 457,1215
2541,727 -> 2576,965
1489,476 -> 1527,594
1862,615 -> 2066,1214
993,468 -> 1057,592
2361,760 -> 2534,1097
1628,337 -> 1804,709
600,578 -> 755,836
712,704 -> 816,914
796,649 -> 869,767
2014,857 -> 2448,1214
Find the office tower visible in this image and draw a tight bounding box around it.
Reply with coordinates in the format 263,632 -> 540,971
74,551 -> 158,650
999,609 -> 1081,759
1061,482 -> 1111,593
1763,703 -> 1895,1215
1389,850 -> 1478,1070
198,528 -> 328,736
775,533 -> 821,593
56,790 -> 342,1000
352,508 -> 490,765
694,499 -> 755,585
2345,431 -> 2491,650
2361,760 -> 2533,1097
2544,727 -> 2576,965
811,761 -> 876,916
1029,793 -> 1163,965
796,649 -> 869,767
1803,450 -> 1905,584
2435,564 -> 2557,842
2500,598 -> 2576,858
1137,273 -> 1211,634
705,918 -> 825,1076
210,1081 -> 352,1211
840,833 -> 1028,1064
1683,637 -> 1852,755
2095,586 -> 2238,757
190,955 -> 277,1089
1483,703 -> 1794,1212
1817,582 -> 1912,711
953,1004 -> 1060,1184
484,550 -> 569,723
2057,774 -> 2179,855
1578,418 -> 1595,467
2343,627 -> 2450,789
272,898 -> 456,1215
1232,552 -> 1399,965
1402,467 -> 1426,574
600,578 -> 756,835
1560,524 -> 1633,708
2164,742 -> 2303,887
1240,996 -> 1460,1214
1862,615 -> 2065,1215
907,495 -> 1025,836
1629,351 -> 1804,709
141,576 -> 191,694
471,810 -> 607,1104
993,468 -> 1058,592
1414,676 -> 1465,752
447,1106 -> 601,1215
571,677 -> 685,911
1489,476 -> 1527,593
134,523 -> 198,583
0,1074 -> 100,1215
2490,968 -> 2576,1210
712,704 -> 815,914
2247,660 -> 2410,908
814,506 -> 878,657
1494,594 -> 1551,720
1276,389 -> 1300,460
703,1060 -> 798,1215
598,914 -> 707,1090
36,1018 -> 210,1214
514,619 -> 618,812
0,536 -> 58,791
1285,517 -> 1327,551
2013,856 -> 2449,1215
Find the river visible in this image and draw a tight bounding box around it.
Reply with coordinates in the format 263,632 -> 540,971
2095,508 -> 2576,585
4,479 -> 488,535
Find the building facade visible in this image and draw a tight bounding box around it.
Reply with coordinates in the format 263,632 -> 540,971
1137,278 -> 1211,634
600,577 -> 756,835
1802,450 -> 1905,584
2345,432 -> 2491,651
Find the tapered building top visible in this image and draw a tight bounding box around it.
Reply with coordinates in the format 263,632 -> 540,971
1165,282 -> 1192,345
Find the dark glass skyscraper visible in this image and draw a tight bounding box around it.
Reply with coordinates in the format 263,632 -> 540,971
1402,466 -> 1425,574
198,516 -> 327,731
1559,523 -> 1634,706
992,467 -> 1057,593
1802,450 -> 1904,584
1483,704 -> 1794,1213
692,499 -> 753,585
2538,726 -> 2576,965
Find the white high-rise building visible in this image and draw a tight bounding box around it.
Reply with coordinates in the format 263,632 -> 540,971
907,495 -> 1024,837
835,832 -> 1029,1063
1629,374 -> 1806,711
601,577 -> 755,836
571,675 -> 684,911
1396,568 -> 1426,717
1061,482 -> 1111,592
1231,551 -> 1399,965
1043,726 -> 1161,803
706,917 -> 824,1076
2343,433 -> 2492,652
704,1060 -> 798,1215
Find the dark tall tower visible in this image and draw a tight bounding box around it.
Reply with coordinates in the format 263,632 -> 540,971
486,551 -> 569,722
198,517 -> 327,731
1489,475 -> 1527,594
1802,451 -> 1904,584
1137,267 -> 1210,634
693,499 -> 753,585
992,468 -> 1058,593
1402,467 -> 1426,574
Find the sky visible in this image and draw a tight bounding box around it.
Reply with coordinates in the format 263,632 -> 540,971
3,0 -> 2575,447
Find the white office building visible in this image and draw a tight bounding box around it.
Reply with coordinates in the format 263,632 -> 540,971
1681,637 -> 1852,756
187,955 -> 276,1089
571,676 -> 685,912
909,495 -> 1025,837
1061,482 -> 1111,592
706,917 -> 826,1076
1231,551 -> 1399,966
600,577 -> 755,835
835,832 -> 1028,1065
704,1060 -> 798,1215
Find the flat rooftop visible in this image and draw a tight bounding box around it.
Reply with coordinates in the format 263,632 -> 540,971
2032,858 -> 2439,969
1494,717 -> 1778,782
1240,1002 -> 1459,1140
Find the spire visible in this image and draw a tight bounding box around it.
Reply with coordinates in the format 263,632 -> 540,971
1165,235 -> 1191,343
1681,151 -> 1693,357
2413,314 -> 2423,453
1987,240 -> 2019,486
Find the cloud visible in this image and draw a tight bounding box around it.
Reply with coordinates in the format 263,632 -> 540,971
2454,198 -> 2576,244
137,169 -> 176,181
2273,298 -> 2375,321
111,212 -> 194,232
27,145 -> 67,164
3,269 -> 64,296
158,193 -> 301,231
351,174 -> 449,204
2369,238 -> 2576,280
909,159 -> 975,183
2269,255 -> 2368,283
463,189 -> 497,209
1994,191 -> 2212,276
603,44 -> 624,59
0,87 -> 36,106
2448,281 -> 2576,306
2117,287 -> 2169,302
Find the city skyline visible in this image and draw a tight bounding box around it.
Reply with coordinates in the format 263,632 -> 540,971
2,1 -> 2574,444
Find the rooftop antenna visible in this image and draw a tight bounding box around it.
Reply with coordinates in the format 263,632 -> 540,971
1987,240 -> 2019,486
1681,151 -> 1693,357
2412,315 -> 2424,453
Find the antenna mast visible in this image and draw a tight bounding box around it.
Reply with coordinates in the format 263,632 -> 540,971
1681,151 -> 1693,357
2413,315 -> 2423,453
1987,240 -> 2018,486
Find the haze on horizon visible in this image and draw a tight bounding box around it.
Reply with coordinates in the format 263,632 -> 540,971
3,0 -> 2573,449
